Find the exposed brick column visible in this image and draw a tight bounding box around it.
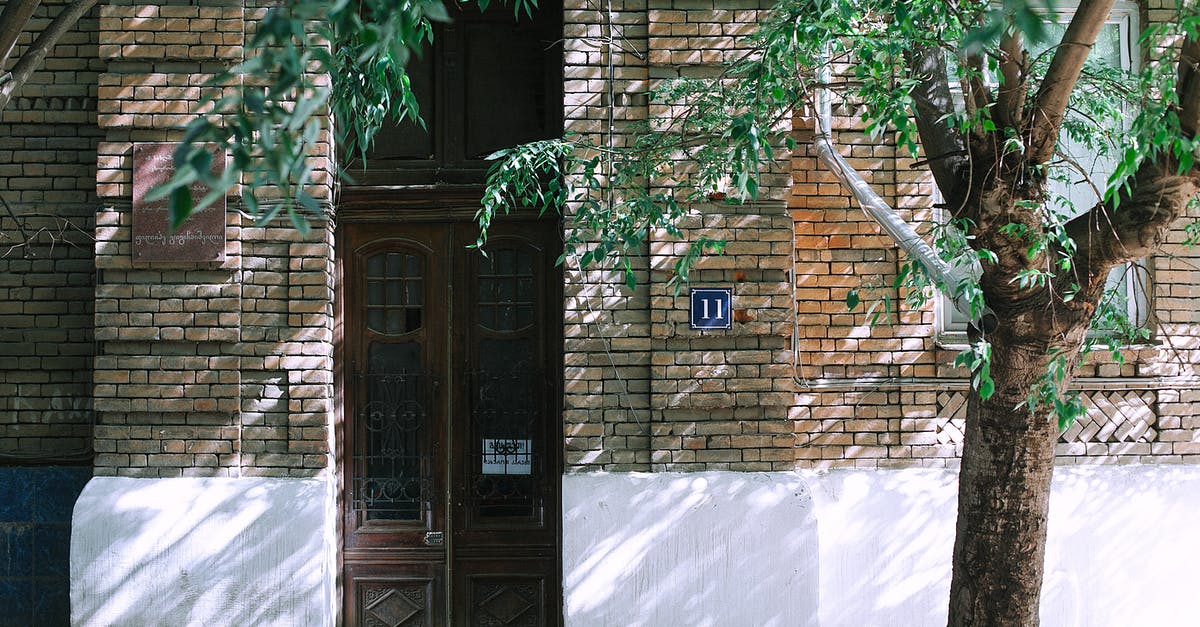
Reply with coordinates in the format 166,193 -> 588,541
91,1 -> 334,477
562,0 -> 654,472
0,0 -> 101,459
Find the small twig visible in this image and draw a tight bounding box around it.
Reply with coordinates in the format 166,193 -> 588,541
1053,149 -> 1104,203
911,149 -> 970,169
0,191 -> 31,257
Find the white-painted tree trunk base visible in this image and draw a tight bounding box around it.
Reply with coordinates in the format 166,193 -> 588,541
71,476 -> 337,627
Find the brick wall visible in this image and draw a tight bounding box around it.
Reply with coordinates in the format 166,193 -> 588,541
562,0 -> 796,472
90,0 -> 335,477
0,0 -> 101,460
5,0 -> 1196,477
567,0 -> 1200,473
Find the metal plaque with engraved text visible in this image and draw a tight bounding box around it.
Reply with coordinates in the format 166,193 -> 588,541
132,143 -> 226,263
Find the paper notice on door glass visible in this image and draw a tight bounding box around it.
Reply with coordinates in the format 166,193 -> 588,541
482,439 -> 532,475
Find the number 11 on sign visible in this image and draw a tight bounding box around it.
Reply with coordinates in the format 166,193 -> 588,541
689,288 -> 732,330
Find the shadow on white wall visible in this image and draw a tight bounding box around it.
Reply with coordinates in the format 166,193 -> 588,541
563,472 -> 817,627
808,465 -> 1200,627
71,477 -> 336,627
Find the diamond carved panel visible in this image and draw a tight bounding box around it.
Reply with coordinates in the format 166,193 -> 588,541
361,582 -> 429,627
472,580 -> 542,627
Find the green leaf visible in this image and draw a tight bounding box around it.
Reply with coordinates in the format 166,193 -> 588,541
978,377 -> 995,400
169,187 -> 194,230
425,1 -> 450,22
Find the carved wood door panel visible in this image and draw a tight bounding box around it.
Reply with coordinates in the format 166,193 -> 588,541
340,218 -> 561,627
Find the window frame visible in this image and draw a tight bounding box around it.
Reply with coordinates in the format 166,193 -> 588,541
936,1 -> 1150,345
339,1 -> 563,188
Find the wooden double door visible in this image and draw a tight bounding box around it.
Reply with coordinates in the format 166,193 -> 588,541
340,217 -> 562,627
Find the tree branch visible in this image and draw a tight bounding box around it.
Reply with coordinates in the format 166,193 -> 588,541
994,28 -> 1027,131
905,45 -> 970,212
1068,22 -> 1200,284
1177,31 -> 1200,138
1026,0 -> 1118,165
961,52 -> 992,120
0,0 -> 97,113
1067,159 -> 1199,283
0,0 -> 41,72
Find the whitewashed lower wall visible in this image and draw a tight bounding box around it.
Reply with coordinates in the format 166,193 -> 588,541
565,466 -> 1200,627
71,477 -> 337,627
563,472 -> 819,627
809,466 -> 1200,627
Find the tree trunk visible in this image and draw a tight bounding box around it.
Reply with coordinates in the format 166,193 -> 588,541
946,333 -> 1065,627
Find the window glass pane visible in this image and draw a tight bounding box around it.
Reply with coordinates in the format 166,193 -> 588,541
364,252 -> 424,334
362,45 -> 435,162
463,22 -> 554,159
940,10 -> 1144,336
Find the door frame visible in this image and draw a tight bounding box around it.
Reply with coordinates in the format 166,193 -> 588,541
334,196 -> 564,626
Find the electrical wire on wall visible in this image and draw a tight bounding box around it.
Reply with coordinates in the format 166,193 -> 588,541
577,0 -> 652,440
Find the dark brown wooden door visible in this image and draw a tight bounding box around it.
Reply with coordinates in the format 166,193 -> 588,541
340,218 -> 562,627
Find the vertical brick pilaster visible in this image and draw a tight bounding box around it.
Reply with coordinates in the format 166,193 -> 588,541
91,2 -> 335,477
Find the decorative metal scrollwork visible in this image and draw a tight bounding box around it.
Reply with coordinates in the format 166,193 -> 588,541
468,370 -> 545,518
353,371 -> 434,520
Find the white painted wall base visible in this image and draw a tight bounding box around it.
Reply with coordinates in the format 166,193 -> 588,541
563,467 -> 1200,627
71,477 -> 337,627
808,465 -> 1200,627
563,472 -> 818,627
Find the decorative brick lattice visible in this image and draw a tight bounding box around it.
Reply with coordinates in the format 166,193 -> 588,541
1063,392 -> 1158,444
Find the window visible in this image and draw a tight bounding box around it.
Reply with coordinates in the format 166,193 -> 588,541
342,1 -> 562,187
938,2 -> 1149,340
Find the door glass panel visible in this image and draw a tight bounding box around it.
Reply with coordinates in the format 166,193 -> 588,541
478,249 -> 534,333
470,246 -> 541,519
470,361 -> 540,519
356,360 -> 430,521
355,250 -> 430,522
366,252 -> 424,335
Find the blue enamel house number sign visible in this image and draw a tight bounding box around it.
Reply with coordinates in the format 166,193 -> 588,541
690,288 -> 732,330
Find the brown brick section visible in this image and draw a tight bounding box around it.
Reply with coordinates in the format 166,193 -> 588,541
0,0 -> 101,459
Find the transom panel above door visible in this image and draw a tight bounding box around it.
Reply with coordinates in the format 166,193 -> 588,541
339,218 -> 562,627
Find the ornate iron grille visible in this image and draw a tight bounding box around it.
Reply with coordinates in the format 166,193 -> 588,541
353,371 -> 435,521
468,370 -> 547,519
